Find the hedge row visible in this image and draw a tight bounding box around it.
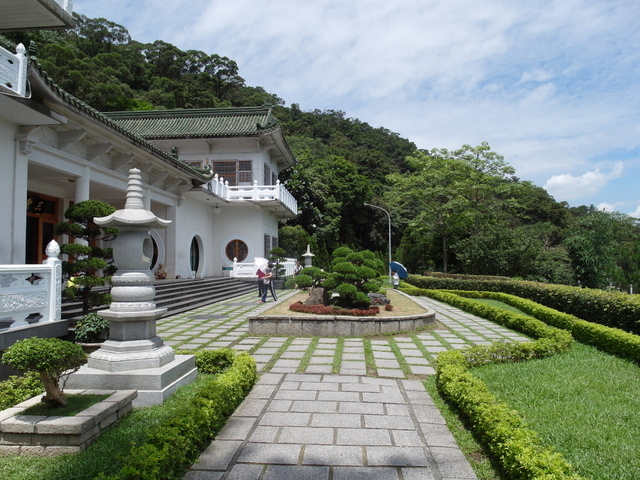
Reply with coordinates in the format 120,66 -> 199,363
402,286 -> 584,479
451,290 -> 640,365
436,351 -> 585,480
407,274 -> 640,334
98,351 -> 257,480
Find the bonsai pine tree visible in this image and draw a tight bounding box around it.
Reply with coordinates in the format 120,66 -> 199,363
54,200 -> 118,315
2,338 -> 87,407
269,246 -> 287,279
322,247 -> 384,308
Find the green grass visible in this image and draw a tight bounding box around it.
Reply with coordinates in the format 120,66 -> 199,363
473,342 -> 640,480
471,298 -> 531,316
0,374 -> 215,480
21,394 -> 109,416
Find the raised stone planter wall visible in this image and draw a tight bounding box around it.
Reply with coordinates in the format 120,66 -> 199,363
0,389 -> 136,456
248,310 -> 436,336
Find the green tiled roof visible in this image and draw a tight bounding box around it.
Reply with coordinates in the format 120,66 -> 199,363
104,107 -> 281,140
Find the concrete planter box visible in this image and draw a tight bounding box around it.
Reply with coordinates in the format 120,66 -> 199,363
248,309 -> 436,336
0,389 -> 136,456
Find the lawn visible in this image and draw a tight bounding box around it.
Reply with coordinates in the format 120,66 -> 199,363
473,341 -> 640,480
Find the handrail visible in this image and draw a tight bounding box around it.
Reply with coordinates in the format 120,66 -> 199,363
0,241 -> 62,332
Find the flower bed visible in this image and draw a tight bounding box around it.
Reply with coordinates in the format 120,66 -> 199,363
289,302 -> 380,316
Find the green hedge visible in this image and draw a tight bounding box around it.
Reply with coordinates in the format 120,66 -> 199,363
436,351 -> 585,480
98,352 -> 257,480
403,286 -> 584,479
453,290 -> 640,365
407,274 -> 640,334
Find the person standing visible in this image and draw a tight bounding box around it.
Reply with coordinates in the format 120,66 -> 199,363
260,262 -> 278,303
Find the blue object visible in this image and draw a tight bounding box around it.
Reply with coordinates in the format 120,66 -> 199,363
389,261 -> 408,279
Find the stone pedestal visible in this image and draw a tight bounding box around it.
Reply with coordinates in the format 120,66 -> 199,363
67,168 -> 196,407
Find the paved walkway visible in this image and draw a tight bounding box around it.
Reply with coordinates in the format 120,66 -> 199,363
158,290 -> 529,480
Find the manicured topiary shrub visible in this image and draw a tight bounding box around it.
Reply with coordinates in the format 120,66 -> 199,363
407,274 -> 640,335
2,337 -> 87,407
413,289 -> 585,480
323,246 -> 384,308
193,348 -> 235,374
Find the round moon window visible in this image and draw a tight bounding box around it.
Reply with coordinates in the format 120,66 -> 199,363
225,239 -> 248,262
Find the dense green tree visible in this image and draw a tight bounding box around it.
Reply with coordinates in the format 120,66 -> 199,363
563,210 -> 639,289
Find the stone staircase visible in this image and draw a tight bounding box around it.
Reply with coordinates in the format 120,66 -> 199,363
62,277 -> 258,321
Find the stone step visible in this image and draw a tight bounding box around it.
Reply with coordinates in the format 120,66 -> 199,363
62,277 -> 258,321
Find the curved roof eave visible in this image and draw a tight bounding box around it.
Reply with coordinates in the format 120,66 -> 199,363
26,60 -> 213,183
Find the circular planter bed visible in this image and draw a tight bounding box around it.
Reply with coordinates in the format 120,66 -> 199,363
248,290 -> 435,336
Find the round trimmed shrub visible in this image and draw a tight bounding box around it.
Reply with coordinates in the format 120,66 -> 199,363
2,337 -> 87,407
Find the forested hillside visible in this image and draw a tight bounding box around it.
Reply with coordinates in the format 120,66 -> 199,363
4,13 -> 640,290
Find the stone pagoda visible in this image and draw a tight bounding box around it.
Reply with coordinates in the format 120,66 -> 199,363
67,169 -> 197,406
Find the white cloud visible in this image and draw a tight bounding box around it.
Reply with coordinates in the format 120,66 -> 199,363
71,0 -> 640,210
544,163 -> 624,201
597,202 -> 624,212
629,206 -> 640,219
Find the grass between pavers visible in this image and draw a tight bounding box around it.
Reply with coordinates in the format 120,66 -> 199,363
473,341 -> 640,480
261,337 -> 294,371
332,337 -> 345,373
0,374 -> 214,480
297,337 -> 320,372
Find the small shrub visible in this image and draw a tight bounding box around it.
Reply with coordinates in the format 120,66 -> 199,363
74,312 -> 109,343
193,349 -> 235,374
2,337 -> 87,407
0,372 -> 43,410
385,304 -> 394,311
100,352 -> 257,480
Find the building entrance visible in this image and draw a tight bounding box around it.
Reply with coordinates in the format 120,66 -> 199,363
26,192 -> 59,264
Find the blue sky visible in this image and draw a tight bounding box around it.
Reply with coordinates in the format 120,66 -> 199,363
73,0 -> 640,215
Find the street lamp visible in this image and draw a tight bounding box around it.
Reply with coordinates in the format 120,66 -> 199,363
364,203 -> 392,286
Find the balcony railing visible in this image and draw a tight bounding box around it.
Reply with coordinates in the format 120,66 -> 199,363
0,44 -> 27,97
204,175 -> 298,215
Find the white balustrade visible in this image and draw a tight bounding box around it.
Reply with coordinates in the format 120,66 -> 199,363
203,177 -> 297,215
0,241 -> 62,332
0,44 -> 28,97
230,258 -> 297,278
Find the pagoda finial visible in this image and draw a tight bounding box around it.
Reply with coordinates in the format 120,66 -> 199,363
124,168 -> 144,210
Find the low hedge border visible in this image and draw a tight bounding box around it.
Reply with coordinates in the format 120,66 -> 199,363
451,290 -> 640,365
403,285 -> 584,479
98,351 -> 257,480
406,274 -> 640,335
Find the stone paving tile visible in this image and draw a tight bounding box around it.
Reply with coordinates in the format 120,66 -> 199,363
172,290 -> 537,480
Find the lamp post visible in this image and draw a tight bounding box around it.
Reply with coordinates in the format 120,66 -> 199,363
364,203 -> 392,286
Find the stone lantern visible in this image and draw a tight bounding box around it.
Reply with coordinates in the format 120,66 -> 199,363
302,244 -> 315,267
67,169 -> 196,406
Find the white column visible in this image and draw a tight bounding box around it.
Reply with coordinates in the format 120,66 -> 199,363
75,166 -> 91,203
8,137 -> 28,263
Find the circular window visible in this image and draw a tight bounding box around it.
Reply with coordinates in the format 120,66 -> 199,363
225,239 -> 248,262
